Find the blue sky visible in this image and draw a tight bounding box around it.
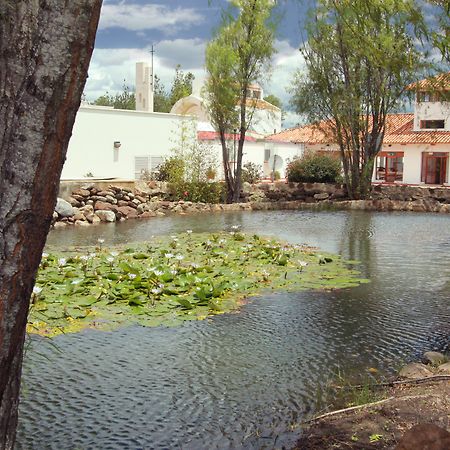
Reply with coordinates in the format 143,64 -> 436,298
85,0 -> 310,126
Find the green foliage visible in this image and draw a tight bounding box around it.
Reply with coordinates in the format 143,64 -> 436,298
170,120 -> 218,183
204,0 -> 277,202
427,1 -> 449,62
241,162 -> 262,184
94,82 -> 135,110
286,153 -> 341,183
29,232 -> 367,336
155,157 -> 185,183
169,65 -> 194,107
153,75 -> 171,113
263,94 -> 282,109
291,0 -> 427,199
168,181 -> 225,204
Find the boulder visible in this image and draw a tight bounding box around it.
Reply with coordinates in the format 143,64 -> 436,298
95,210 -> 116,222
53,221 -> 67,228
55,198 -> 74,218
437,362 -> 450,375
94,201 -> 117,212
68,196 -> 82,207
80,204 -> 94,216
398,362 -> 434,379
105,195 -> 118,204
72,188 -> 90,197
75,220 -> 90,226
314,192 -> 329,200
117,205 -> 138,219
423,351 -> 448,366
139,211 -> 156,218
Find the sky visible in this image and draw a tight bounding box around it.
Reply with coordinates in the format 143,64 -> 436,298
84,0 -> 311,127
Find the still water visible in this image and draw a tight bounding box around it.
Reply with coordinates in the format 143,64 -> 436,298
17,210 -> 450,449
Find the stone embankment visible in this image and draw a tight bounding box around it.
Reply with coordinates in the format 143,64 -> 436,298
53,181 -> 450,227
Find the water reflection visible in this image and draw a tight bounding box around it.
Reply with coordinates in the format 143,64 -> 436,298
18,210 -> 450,449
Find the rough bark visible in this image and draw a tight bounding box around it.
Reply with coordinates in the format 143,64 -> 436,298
0,1 -> 102,448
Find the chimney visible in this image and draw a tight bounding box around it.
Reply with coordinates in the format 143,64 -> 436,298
135,62 -> 154,112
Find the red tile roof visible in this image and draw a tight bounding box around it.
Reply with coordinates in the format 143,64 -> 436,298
198,131 -> 257,142
266,114 -> 450,145
406,72 -> 450,91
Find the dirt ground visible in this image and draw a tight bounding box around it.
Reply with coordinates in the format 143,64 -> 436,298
295,379 -> 450,449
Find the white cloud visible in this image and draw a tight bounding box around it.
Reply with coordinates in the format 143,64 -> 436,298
83,38 -> 307,129
99,3 -> 204,32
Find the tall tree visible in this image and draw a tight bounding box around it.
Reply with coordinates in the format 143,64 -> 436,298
169,65 -> 194,108
0,1 -> 102,447
291,0 -> 426,199
154,74 -> 171,113
94,82 -> 136,110
205,0 -> 277,202
427,0 -> 449,62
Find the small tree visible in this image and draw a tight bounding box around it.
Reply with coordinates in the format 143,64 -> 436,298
169,65 -> 195,108
291,0 -> 426,199
204,0 -> 277,203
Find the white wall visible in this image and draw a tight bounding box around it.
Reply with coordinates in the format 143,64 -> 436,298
414,101 -> 450,131
374,143 -> 450,185
62,105 -> 191,180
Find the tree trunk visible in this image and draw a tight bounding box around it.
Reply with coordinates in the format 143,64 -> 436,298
0,1 -> 102,448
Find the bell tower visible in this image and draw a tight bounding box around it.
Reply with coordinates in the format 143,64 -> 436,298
135,62 -> 154,112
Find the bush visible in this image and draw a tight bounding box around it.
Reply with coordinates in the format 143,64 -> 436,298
242,162 -> 262,184
286,153 -> 341,183
156,157 -> 185,183
168,181 -> 225,204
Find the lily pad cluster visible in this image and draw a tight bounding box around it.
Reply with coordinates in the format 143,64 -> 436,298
28,230 -> 367,336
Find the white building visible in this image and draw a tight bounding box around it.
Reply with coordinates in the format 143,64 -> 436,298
266,72 -> 450,185
62,62 -> 289,181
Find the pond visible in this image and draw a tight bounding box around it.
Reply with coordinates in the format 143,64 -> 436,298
17,210 -> 450,449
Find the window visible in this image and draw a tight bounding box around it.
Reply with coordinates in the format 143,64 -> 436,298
376,152 -> 404,182
421,152 -> 448,184
420,120 -> 445,129
134,155 -> 163,180
264,148 -> 271,162
417,91 -> 442,102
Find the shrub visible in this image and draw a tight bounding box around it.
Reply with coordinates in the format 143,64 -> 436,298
168,181 -> 225,204
271,170 -> 281,181
242,162 -> 262,184
286,153 -> 341,183
156,156 -> 185,183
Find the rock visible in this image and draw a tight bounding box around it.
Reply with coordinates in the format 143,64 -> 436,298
75,220 -> 90,226
314,192 -> 329,200
136,204 -> 146,215
91,195 -> 107,202
53,221 -> 67,228
105,195 -> 118,204
95,210 -> 116,222
155,211 -> 166,217
90,214 -> 101,224
117,206 -> 138,219
117,200 -> 129,207
55,198 -> 74,218
72,188 -> 90,197
139,211 -> 156,218
423,351 -> 448,366
398,362 -> 434,379
94,201 -> 117,212
52,211 -> 59,220
132,198 -> 141,206
437,362 -> 450,375
80,204 -> 94,216
68,196 -> 82,207
73,211 -> 85,221
395,424 -> 450,450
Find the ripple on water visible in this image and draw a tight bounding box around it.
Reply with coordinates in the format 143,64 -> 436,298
17,210 -> 450,449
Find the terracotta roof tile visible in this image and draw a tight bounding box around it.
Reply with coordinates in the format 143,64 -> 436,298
266,113 -> 450,145
198,131 -> 257,142
406,72 -> 450,91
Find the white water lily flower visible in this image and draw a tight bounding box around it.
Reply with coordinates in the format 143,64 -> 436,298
164,253 -> 174,258
106,257 -> 114,263
231,225 -> 240,230
190,262 -> 199,269
80,255 -> 89,262
97,238 -> 105,244
58,258 -> 66,266
151,288 -> 161,295
186,230 -> 193,234
128,273 -> 137,279
89,253 -> 96,259
154,270 -> 163,276
33,286 -> 43,295
175,254 -> 184,260
42,252 -> 49,258
110,251 -> 119,257
71,279 -> 82,285
170,270 -> 178,275
298,261 -> 308,267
